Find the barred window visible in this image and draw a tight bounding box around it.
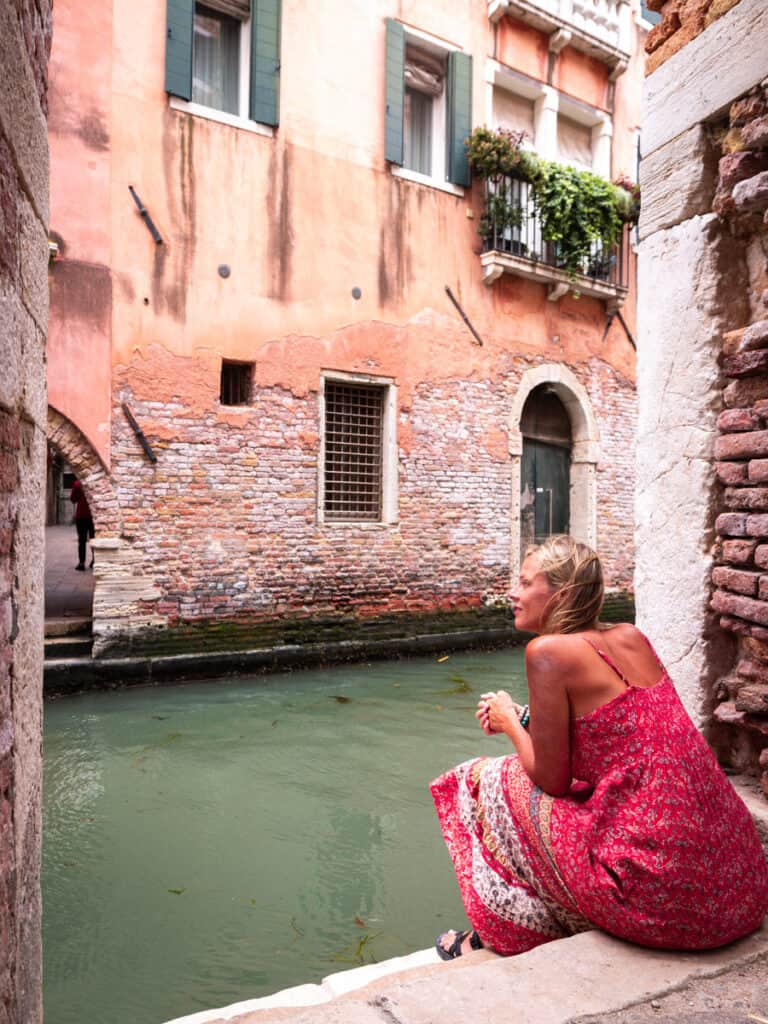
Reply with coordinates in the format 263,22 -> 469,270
220,360 -> 252,406
324,382 -> 385,521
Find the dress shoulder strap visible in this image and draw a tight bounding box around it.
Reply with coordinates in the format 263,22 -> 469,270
581,637 -> 632,687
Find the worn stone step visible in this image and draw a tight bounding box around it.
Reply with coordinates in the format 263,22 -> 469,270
44,634 -> 92,659
44,616 -> 92,638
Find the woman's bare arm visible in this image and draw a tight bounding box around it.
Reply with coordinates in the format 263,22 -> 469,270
483,635 -> 572,796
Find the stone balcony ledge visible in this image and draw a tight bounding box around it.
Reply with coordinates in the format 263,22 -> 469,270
481,248 -> 629,312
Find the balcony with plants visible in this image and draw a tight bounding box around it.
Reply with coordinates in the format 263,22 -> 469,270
468,127 -> 639,311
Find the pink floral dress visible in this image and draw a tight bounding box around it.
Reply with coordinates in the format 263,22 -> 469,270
431,637 -> 768,955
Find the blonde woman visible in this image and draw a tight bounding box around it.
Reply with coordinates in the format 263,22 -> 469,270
431,535 -> 768,959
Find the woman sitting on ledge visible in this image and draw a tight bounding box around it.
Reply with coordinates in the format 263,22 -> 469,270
431,535 -> 768,960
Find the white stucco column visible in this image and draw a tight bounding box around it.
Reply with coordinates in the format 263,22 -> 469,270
534,86 -> 559,161
591,116 -> 613,179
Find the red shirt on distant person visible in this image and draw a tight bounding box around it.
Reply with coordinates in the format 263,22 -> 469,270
70,479 -> 91,520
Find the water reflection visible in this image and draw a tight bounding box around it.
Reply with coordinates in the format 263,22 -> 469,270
43,648 -> 527,1024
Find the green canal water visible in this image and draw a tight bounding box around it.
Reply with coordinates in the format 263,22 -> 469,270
43,648 -> 528,1024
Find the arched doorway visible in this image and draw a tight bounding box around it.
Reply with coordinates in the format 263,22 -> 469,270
520,385 -> 571,553
45,407 -> 122,637
508,364 -> 600,582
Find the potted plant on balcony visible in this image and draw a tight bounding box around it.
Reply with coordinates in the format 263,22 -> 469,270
613,174 -> 641,224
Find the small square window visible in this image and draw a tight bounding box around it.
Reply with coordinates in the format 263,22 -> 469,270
220,360 -> 253,405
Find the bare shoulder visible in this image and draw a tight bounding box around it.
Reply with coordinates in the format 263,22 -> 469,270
525,633 -> 588,670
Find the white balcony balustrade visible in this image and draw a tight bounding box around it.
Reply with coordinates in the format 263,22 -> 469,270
488,0 -> 631,74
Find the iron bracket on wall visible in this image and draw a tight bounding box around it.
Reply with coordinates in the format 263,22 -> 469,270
122,403 -> 157,464
602,309 -> 637,351
445,285 -> 484,346
128,186 -> 163,245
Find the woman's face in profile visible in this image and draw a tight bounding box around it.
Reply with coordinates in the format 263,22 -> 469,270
509,555 -> 557,634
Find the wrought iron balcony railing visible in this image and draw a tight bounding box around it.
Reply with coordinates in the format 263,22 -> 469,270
479,174 -> 631,310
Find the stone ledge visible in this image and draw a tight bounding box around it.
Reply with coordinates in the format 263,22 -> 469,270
162,919 -> 768,1024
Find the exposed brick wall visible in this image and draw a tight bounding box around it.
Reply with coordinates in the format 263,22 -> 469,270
644,0 -> 745,74
0,0 -> 51,1020
97,352 -> 635,655
707,82 -> 768,795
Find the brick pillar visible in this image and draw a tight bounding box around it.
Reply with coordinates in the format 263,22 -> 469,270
0,1 -> 52,1020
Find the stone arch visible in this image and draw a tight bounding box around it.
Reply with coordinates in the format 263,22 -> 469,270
508,364 -> 600,581
47,407 -> 123,536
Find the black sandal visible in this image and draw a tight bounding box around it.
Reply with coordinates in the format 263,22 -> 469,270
435,928 -> 483,961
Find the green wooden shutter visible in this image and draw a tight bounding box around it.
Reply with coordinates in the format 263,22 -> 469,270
447,51 -> 472,187
384,19 -> 405,166
165,0 -> 194,99
250,0 -> 281,126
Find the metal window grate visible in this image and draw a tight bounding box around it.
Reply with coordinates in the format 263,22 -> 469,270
220,361 -> 253,406
324,382 -> 384,521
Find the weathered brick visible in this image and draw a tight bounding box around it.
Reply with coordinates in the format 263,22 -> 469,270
742,635 -> 768,664
725,486 -> 768,511
721,566 -> 764,594
715,461 -> 748,485
721,328 -> 746,355
730,92 -> 768,126
711,589 -> 768,625
720,460 -> 749,483
732,171 -> 768,213
722,539 -> 757,563
714,430 -> 768,459
741,319 -> 768,352
718,151 -> 768,192
724,377 -> 768,408
760,576 -> 768,601
712,566 -> 761,595
755,399 -> 768,419
760,748 -> 768,769
736,658 -> 768,685
756,546 -> 768,569
720,614 -> 751,635
716,408 -> 761,432
715,512 -> 748,536
742,115 -> 768,150
735,683 -> 768,713
713,700 -> 746,725
747,515 -> 768,537
749,460 -> 768,483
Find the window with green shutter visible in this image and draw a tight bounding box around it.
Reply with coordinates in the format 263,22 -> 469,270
165,0 -> 281,127
384,20 -> 472,190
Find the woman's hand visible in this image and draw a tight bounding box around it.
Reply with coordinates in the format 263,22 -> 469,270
476,690 -> 523,735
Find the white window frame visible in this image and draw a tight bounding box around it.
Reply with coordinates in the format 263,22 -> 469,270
391,24 -> 465,197
169,5 -> 275,137
317,371 -> 399,527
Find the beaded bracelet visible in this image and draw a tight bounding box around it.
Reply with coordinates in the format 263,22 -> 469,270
518,704 -> 530,729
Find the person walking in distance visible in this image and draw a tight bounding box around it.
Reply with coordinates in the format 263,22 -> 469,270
70,478 -> 94,571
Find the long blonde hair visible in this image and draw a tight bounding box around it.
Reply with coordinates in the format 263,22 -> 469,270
526,535 -> 604,634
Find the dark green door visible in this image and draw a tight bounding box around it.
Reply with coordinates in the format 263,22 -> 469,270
521,439 -> 570,553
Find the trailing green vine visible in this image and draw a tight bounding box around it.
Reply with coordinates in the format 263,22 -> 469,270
466,126 -> 640,279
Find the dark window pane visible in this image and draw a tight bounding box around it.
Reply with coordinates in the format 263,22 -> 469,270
220,361 -> 253,405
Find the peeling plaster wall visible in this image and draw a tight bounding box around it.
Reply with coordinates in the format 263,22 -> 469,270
0,0 -> 50,1019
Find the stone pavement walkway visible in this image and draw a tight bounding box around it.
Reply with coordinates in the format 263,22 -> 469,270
45,524 -> 94,622
166,921 -> 768,1024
